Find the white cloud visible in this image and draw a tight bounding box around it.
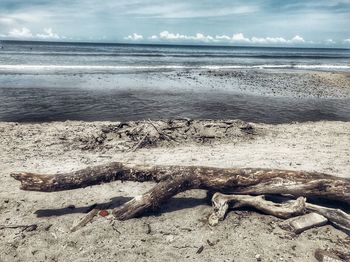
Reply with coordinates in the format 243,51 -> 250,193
0,27 -> 62,40
36,28 -> 60,39
215,35 -> 231,41
155,31 -> 217,42
231,33 -> 251,43
8,27 -> 33,38
124,33 -> 143,41
144,31 -> 307,45
290,35 -> 305,43
344,39 -> 350,43
159,31 -> 188,40
248,35 -> 305,44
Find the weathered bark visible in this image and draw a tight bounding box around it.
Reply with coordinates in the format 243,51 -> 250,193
208,193 -> 306,226
10,162 -> 172,192
11,162 -> 350,220
113,175 -> 191,220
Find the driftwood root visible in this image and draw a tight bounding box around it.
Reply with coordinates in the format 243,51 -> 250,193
208,192 -> 350,234
209,193 -> 306,226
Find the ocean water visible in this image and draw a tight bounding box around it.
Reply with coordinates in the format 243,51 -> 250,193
0,40 -> 349,123
1,41 -> 350,73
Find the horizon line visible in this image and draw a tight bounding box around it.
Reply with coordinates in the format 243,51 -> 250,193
1,39 -> 349,50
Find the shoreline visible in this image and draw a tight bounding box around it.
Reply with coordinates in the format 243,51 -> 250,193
1,69 -> 350,123
0,119 -> 349,261
1,69 -> 350,98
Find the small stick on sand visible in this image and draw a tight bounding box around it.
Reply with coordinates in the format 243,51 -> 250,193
147,119 -> 175,141
0,224 -> 38,232
131,132 -> 149,152
70,208 -> 99,232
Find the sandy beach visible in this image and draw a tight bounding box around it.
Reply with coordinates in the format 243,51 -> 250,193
1,119 -> 349,261
2,0 -> 350,260
1,40 -> 350,262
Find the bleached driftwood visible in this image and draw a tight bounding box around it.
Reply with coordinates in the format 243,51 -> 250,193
208,193 -> 350,233
70,208 -> 99,232
208,193 -> 306,226
10,162 -> 350,221
306,203 -> 350,234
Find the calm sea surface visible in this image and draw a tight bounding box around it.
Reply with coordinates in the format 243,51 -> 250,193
0,40 -> 349,123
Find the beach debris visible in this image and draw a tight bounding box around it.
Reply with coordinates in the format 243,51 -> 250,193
0,224 -> 38,232
131,131 -> 149,151
239,123 -> 256,135
206,239 -> 218,246
79,132 -> 107,150
70,203 -> 113,232
75,119 -> 258,151
314,248 -> 350,262
10,162 -> 350,235
111,223 -> 121,234
147,119 -> 175,142
99,210 -> 109,217
280,213 -> 328,234
70,208 -> 99,232
196,245 -> 204,254
44,224 -> 53,231
144,223 -> 151,234
255,254 -> 262,261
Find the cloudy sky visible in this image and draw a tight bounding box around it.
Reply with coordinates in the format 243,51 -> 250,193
0,0 -> 350,47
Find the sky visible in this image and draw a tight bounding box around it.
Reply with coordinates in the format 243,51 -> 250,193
0,0 -> 350,47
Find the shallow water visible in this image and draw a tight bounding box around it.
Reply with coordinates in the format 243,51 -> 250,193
0,86 -> 349,123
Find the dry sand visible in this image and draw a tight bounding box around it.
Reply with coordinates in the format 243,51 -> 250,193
0,120 -> 349,261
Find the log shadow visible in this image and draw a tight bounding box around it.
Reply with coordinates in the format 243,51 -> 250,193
307,197 -> 350,213
35,196 -> 132,217
151,197 -> 208,216
34,196 -> 208,218
34,194 -> 349,219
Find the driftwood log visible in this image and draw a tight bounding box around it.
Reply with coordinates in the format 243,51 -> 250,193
11,162 -> 350,222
